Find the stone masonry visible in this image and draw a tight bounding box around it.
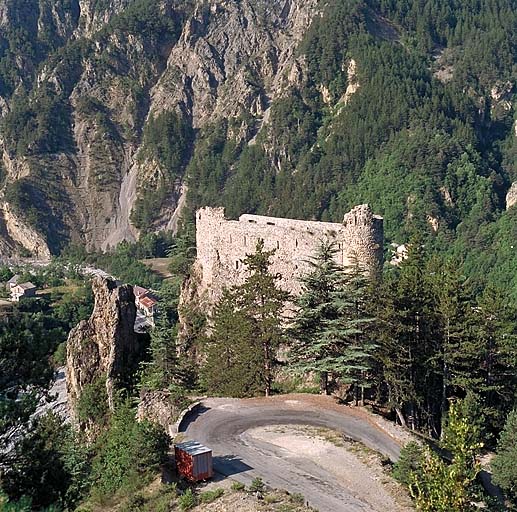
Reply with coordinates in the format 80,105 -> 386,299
195,204 -> 383,303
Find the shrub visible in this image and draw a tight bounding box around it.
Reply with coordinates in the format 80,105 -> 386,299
52,341 -> 67,368
199,488 -> 224,503
289,492 -> 305,504
264,493 -> 280,504
76,376 -> 109,425
120,493 -> 145,512
231,481 -> 245,491
392,441 -> 424,486
177,488 -> 197,511
249,477 -> 265,493
89,399 -> 169,500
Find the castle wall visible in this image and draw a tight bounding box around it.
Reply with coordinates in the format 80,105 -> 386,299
195,205 -> 383,303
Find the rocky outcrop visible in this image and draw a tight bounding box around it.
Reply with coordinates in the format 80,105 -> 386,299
341,59 -> 360,105
150,0 -> 319,128
137,390 -> 183,437
0,202 -> 51,259
506,182 -> 517,209
490,80 -> 514,117
66,276 -> 139,424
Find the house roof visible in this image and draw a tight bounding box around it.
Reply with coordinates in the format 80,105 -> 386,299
140,296 -> 158,308
7,275 -> 19,285
133,285 -> 149,298
18,282 -> 36,291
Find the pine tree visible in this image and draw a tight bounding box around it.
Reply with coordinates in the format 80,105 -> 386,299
201,289 -> 264,397
290,241 -> 376,401
326,259 -> 377,404
201,240 -> 289,397
473,286 -> 517,436
491,409 -> 517,502
430,259 -> 481,419
375,237 -> 440,432
139,314 -> 182,391
289,240 -> 346,394
238,239 -> 291,396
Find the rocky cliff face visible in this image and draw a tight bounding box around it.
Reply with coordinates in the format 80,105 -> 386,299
0,0 -> 318,257
150,0 -> 318,128
506,182 -> 517,209
136,390 -> 182,437
66,276 -> 139,424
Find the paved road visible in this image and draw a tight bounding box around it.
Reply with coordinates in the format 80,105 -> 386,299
180,396 -> 402,512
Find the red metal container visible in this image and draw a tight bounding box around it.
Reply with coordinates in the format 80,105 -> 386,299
175,440 -> 213,481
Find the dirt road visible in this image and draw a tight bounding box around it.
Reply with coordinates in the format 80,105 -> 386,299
180,395 -> 408,512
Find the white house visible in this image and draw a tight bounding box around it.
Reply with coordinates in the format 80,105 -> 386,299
7,274 -> 19,290
10,282 -> 37,302
133,285 -> 159,325
139,295 -> 158,318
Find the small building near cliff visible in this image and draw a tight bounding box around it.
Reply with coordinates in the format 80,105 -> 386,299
133,285 -> 159,327
139,295 -> 158,318
7,274 -> 19,290
10,282 -> 37,302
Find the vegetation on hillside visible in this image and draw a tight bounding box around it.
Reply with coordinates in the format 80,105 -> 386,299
1,1 -> 517,510
184,0 -> 517,302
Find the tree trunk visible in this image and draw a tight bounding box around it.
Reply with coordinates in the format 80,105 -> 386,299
395,407 -> 407,428
264,340 -> 271,397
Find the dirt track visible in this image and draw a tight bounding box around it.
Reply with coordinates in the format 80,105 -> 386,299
179,395 -> 411,512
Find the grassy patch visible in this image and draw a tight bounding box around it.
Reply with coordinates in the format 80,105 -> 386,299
140,258 -> 174,279
230,481 -> 245,491
199,487 -> 224,503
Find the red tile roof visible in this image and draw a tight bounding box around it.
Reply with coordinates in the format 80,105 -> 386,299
140,296 -> 157,308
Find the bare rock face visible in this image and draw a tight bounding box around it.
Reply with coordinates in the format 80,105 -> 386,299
66,276 -> 139,424
506,182 -> 517,210
0,0 -> 320,257
151,0 -> 319,128
0,202 -> 51,259
137,390 -> 182,437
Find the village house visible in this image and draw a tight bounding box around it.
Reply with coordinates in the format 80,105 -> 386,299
139,295 -> 158,318
133,285 -> 159,323
7,274 -> 19,290
10,282 -> 37,302
133,285 -> 149,308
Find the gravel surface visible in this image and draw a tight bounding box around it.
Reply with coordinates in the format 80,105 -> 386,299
180,394 -> 411,512
247,425 -> 412,512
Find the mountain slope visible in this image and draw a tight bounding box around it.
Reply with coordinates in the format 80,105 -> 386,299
0,0 -> 515,296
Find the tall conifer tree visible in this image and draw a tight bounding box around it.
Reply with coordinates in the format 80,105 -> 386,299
238,240 -> 291,396
201,240 -> 289,397
201,289 -> 264,397
289,240 -> 345,394
290,241 -> 376,400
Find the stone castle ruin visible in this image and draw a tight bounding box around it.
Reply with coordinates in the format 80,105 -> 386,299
194,204 -> 384,303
